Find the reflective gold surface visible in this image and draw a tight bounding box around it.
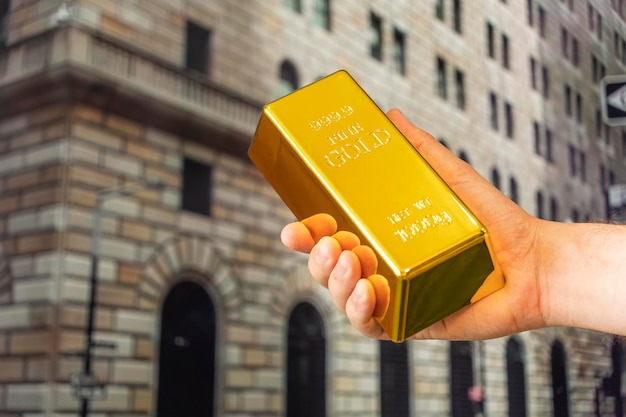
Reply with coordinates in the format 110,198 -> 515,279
249,70 -> 503,341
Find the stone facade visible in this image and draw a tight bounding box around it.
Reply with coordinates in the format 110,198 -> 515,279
0,0 -> 625,416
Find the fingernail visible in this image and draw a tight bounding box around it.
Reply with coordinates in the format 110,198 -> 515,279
314,245 -> 328,266
351,280 -> 364,302
334,259 -> 347,278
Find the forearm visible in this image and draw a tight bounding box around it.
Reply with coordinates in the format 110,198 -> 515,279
539,221 -> 626,335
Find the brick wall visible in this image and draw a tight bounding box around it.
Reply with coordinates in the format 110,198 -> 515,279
1,0 -> 624,416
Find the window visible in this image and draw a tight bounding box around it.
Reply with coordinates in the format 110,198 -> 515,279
534,122 -> 554,162
538,6 -> 546,38
502,33 -> 510,69
182,158 -> 212,216
455,69 -> 466,109
564,84 -> 572,117
505,102 -> 514,138
568,144 -> 577,176
566,145 -> 586,182
185,21 -> 211,73
487,22 -> 495,58
369,12 -> 383,61
530,57 -> 537,89
542,65 -> 550,98
450,341 -> 475,417
453,0 -> 462,33
591,54 -> 606,83
560,29 -> 578,66
536,190 -> 544,219
546,128 -> 554,163
576,93 -> 583,123
527,0 -> 534,26
287,302 -> 326,417
580,152 -> 587,182
313,0 -> 330,30
510,177 -> 519,203
393,27 -> 406,75
277,59 -> 299,96
380,341 -> 410,417
551,341 -> 570,417
600,165 -> 607,188
437,56 -> 448,99
533,121 -> 541,155
560,27 -> 569,58
550,197 -> 559,221
284,0 -> 302,13
490,92 -> 498,130
436,0 -> 445,20
491,167 -> 501,189
506,338 -> 527,417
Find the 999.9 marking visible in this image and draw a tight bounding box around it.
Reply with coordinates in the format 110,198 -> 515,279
308,105 -> 354,131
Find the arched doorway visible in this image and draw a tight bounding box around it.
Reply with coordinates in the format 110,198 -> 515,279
551,340 -> 570,417
287,301 -> 326,417
506,337 -> 527,417
157,281 -> 216,417
380,340 -> 410,416
450,341 -> 475,417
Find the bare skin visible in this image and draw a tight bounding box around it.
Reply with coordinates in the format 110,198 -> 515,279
281,108 -> 626,340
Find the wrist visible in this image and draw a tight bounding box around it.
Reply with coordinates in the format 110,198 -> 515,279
539,221 -> 626,334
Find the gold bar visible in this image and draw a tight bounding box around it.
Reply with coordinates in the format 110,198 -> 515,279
249,70 -> 503,342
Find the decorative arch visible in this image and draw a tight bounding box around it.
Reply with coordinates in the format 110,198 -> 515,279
139,233 -> 242,312
269,264 -> 336,416
268,264 -> 334,321
286,301 -> 327,417
506,336 -> 527,417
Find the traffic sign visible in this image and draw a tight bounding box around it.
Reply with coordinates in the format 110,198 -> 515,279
602,75 -> 626,126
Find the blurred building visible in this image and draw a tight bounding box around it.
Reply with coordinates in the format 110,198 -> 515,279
0,0 -> 625,416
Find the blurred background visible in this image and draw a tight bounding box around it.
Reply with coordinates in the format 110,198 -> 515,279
0,0 -> 625,416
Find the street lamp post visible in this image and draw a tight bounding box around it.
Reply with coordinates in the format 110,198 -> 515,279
72,178 -> 163,417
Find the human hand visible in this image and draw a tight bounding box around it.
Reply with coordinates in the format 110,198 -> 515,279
281,108 -> 548,341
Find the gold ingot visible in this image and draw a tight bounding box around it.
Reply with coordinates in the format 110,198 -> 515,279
249,70 -> 504,342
